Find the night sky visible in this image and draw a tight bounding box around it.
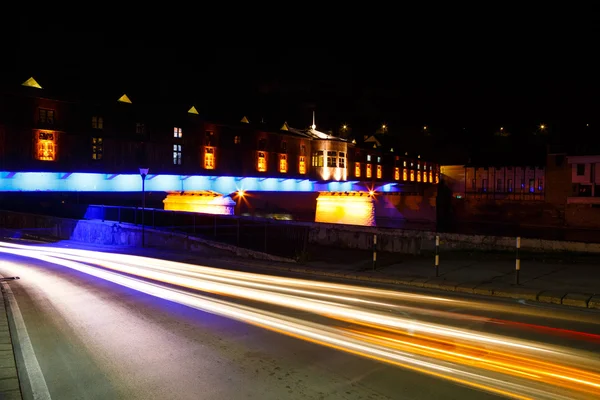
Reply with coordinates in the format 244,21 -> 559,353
7,15 -> 600,150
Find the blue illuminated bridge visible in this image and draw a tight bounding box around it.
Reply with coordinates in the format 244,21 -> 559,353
0,171 -> 401,193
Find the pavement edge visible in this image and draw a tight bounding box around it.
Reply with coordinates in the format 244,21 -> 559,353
0,280 -> 23,400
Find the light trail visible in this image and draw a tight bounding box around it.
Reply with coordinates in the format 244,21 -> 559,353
1,240 -> 600,399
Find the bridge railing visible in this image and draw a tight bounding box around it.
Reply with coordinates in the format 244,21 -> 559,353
84,205 -> 309,260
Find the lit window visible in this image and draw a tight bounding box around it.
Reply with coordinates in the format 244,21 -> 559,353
326,151 -> 337,167
423,171 -> 428,182
174,127 -> 182,138
234,135 -> 241,144
173,144 -> 182,165
92,137 -> 103,160
257,151 -> 267,172
417,171 -> 421,182
435,173 -> 439,184
92,116 -> 103,129
403,169 -> 407,181
394,167 -> 400,180
367,155 -> 371,162
355,162 -> 361,177
338,152 -> 345,168
376,165 -> 382,179
429,171 -> 433,183
312,151 -> 324,167
39,109 -> 54,124
410,170 -> 415,181
538,179 -> 543,191
299,156 -> 306,174
377,156 -> 381,163
279,154 -> 288,173
366,164 -> 372,178
403,161 -> 407,167
136,123 -> 145,134
204,146 -> 215,169
417,163 -> 420,170
36,131 -> 55,161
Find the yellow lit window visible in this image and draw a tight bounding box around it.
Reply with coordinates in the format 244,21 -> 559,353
257,151 -> 267,172
423,171 -> 428,182
204,146 -> 215,169
92,116 -> 103,129
435,173 -> 439,184
279,154 -> 288,173
394,167 -> 400,180
36,131 -> 56,161
92,137 -> 103,160
366,164 -> 372,178
417,171 -> 421,182
355,162 -> 361,177
299,156 -> 306,174
403,160 -> 407,167
376,165 -> 382,179
410,170 -> 415,181
403,169 -> 407,181
429,171 -> 433,183
234,135 -> 241,144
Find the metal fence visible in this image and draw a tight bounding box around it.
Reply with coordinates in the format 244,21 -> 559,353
84,205 -> 309,260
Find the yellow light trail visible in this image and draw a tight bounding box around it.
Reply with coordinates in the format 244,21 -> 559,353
1,241 -> 599,400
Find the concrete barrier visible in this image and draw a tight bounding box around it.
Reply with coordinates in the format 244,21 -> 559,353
4,209 -> 600,256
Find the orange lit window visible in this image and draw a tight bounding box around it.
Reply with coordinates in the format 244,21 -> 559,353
355,162 -> 361,177
435,173 -> 439,184
299,156 -> 306,174
279,154 -> 288,173
394,167 -> 400,180
92,116 -> 103,129
376,165 -> 382,179
204,146 -> 215,169
423,171 -> 428,183
417,171 -> 421,182
410,170 -> 415,181
403,169 -> 407,181
257,151 -> 267,172
36,131 -> 56,161
173,127 -> 182,138
366,164 -> 372,178
429,171 -> 433,182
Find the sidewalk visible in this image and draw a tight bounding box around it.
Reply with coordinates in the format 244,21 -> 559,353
0,283 -> 22,400
16,238 -> 599,311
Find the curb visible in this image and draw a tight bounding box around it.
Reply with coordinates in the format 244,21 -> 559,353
0,282 -> 24,400
220,259 -> 600,311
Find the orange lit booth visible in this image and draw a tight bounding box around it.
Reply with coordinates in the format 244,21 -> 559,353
315,191 -> 376,227
163,191 -> 235,215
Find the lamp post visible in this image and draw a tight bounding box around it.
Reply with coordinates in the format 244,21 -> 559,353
139,167 -> 149,247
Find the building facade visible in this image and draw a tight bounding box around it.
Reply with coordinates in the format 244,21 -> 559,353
0,77 -> 440,188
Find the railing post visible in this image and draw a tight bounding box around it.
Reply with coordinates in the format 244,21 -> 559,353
372,234 -> 377,271
435,235 -> 440,277
515,236 -> 521,285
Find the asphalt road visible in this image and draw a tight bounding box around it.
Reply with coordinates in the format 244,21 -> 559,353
1,242 -> 599,400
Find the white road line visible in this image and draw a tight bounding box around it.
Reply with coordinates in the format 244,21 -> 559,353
1,280 -> 52,400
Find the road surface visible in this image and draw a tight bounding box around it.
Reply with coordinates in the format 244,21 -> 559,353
1,240 -> 599,400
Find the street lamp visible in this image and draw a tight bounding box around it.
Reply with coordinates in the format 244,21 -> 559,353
139,167 -> 149,247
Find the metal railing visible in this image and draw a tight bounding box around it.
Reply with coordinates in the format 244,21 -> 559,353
84,205 -> 309,260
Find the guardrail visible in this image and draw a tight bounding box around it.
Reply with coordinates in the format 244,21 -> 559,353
84,205 -> 309,260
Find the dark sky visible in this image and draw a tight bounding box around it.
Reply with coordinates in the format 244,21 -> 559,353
8,15 -> 600,142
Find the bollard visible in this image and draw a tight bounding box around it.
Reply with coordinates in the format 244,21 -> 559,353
515,236 -> 521,285
372,234 -> 377,271
435,235 -> 440,277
